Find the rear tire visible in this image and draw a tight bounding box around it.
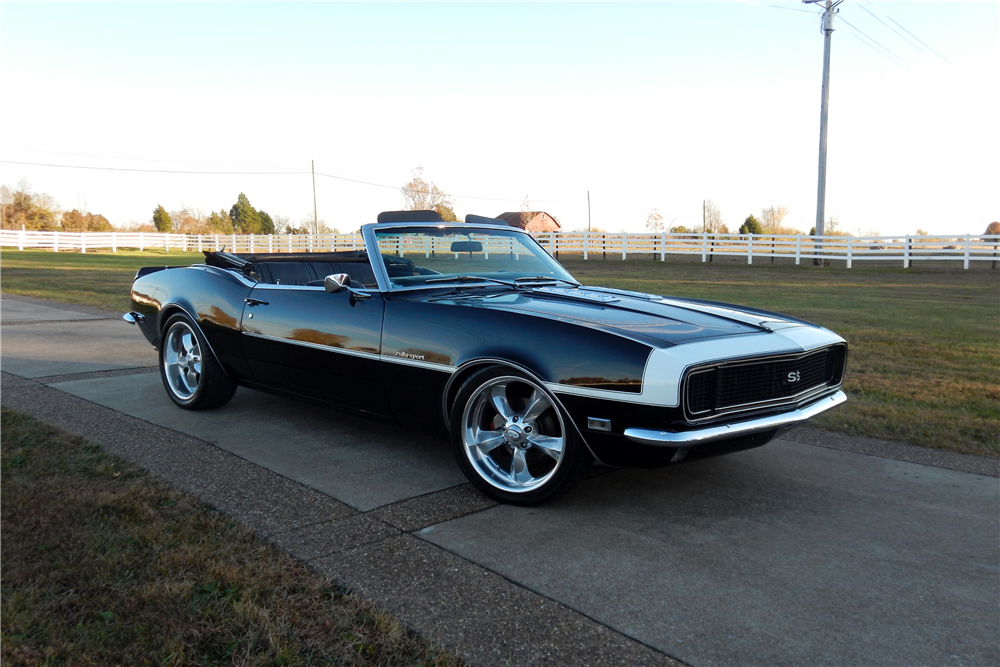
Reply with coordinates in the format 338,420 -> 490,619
451,366 -> 591,505
159,314 -> 237,410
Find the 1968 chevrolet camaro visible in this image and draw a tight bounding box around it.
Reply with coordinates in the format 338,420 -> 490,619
126,210 -> 847,504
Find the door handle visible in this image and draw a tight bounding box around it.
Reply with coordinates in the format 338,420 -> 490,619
245,297 -> 269,307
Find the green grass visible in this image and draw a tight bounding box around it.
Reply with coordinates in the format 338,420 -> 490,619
0,408 -> 459,666
2,248 -> 997,456
560,258 -> 1000,457
0,248 -> 204,312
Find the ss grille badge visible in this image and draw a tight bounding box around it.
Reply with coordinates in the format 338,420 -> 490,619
787,371 -> 801,383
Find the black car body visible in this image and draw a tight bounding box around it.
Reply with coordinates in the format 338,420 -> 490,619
126,211 -> 847,504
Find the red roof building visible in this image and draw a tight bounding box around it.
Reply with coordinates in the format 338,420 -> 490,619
495,211 -> 561,233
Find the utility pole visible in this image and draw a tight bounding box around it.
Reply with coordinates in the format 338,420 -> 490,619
805,0 -> 842,241
587,191 -> 592,232
311,159 -> 318,235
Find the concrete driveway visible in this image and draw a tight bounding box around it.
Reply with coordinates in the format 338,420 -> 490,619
2,294 -> 997,667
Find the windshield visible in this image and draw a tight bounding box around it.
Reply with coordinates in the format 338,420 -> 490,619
373,226 -> 577,289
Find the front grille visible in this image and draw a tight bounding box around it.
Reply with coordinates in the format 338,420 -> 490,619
684,344 -> 845,421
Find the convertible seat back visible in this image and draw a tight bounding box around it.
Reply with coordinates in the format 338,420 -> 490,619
223,252 -> 378,288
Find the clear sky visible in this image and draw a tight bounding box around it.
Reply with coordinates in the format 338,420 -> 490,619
2,1 -> 997,235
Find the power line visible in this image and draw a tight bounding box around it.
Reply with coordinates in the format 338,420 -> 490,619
313,170 -> 582,203
864,0 -> 953,66
752,12 -> 820,109
0,160 -> 308,176
839,16 -> 914,74
2,159 -> 584,204
0,145 -> 305,170
857,1 -> 928,56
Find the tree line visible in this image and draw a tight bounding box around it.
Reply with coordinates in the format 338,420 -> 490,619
151,194 -> 278,235
1,181 -> 112,232
0,181 -> 332,235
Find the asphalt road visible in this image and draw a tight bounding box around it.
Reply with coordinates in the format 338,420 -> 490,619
2,293 -> 997,667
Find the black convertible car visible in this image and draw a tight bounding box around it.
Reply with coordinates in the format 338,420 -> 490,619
126,211 -> 847,504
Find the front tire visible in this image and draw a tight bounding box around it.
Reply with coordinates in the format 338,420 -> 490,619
159,314 -> 237,410
451,366 -> 591,505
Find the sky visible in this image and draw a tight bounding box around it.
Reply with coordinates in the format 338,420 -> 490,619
1,1 -> 997,236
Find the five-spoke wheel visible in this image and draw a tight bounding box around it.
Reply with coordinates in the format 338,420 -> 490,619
158,314 -> 237,410
452,366 -> 590,505
163,321 -> 203,400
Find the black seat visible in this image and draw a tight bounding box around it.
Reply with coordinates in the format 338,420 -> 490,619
255,262 -> 313,286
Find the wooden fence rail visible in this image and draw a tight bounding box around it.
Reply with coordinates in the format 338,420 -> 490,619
2,230 -> 998,270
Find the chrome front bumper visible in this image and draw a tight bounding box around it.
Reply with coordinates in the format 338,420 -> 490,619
623,390 -> 847,448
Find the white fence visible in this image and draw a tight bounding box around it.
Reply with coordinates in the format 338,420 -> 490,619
0,230 -> 364,255
1,229 -> 998,269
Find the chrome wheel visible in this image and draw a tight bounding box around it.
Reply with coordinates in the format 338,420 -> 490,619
461,375 -> 566,494
163,321 -> 203,400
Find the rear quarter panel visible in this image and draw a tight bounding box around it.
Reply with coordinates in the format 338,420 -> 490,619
130,265 -> 254,378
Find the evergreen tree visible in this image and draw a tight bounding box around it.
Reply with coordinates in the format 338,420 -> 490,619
152,205 -> 173,233
230,193 -> 261,234
739,215 -> 762,235
258,209 -> 275,235
208,210 -> 233,234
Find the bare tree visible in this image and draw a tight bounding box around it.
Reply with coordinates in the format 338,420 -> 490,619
646,208 -> 664,232
520,196 -> 533,228
401,167 -> 454,213
703,200 -> 724,234
759,205 -> 789,234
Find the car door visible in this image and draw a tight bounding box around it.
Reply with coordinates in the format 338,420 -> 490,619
239,283 -> 390,416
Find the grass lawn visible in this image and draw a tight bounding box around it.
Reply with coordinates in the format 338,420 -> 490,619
2,248 -> 997,456
0,248 -> 204,313
561,258 -> 999,457
0,408 -> 458,666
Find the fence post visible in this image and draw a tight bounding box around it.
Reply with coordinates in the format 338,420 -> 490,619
583,231 -> 588,260
795,235 -> 801,265
18,228 -> 25,251
964,234 -> 970,270
846,237 -> 852,269
621,231 -> 627,260
661,233 -> 667,262
747,234 -> 753,264
197,235 -> 202,253
249,234 -> 255,254
164,233 -> 169,252
904,236 -> 911,269
139,232 -> 144,252
701,233 -> 707,262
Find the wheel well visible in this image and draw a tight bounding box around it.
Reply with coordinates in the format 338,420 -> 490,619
158,305 -> 188,332
156,305 -> 232,379
442,362 -> 500,428
442,359 -> 550,429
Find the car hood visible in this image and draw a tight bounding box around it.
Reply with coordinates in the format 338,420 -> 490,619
422,285 -> 811,347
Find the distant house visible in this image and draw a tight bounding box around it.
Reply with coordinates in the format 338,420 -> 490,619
495,211 -> 561,233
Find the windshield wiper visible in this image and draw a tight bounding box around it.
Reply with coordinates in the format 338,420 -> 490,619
424,275 -> 519,288
513,276 -> 582,287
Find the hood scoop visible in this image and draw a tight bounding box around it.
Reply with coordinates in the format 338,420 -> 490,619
534,286 -> 620,304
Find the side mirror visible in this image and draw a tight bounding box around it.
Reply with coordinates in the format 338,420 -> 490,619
324,273 -> 351,293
